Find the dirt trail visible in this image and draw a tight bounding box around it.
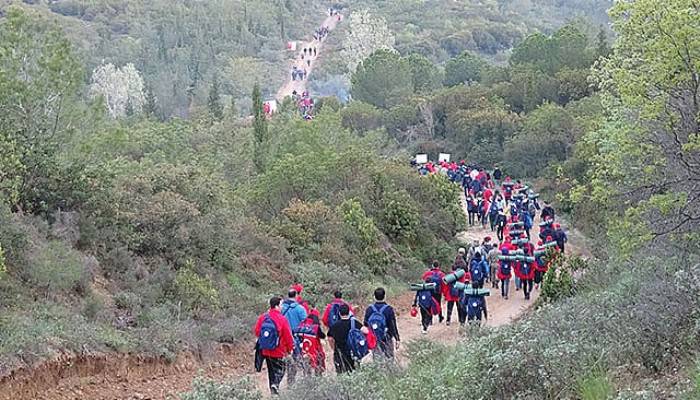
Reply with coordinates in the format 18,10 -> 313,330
275,13 -> 341,101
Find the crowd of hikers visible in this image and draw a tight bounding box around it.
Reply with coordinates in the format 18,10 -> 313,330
253,162 -> 567,395
254,286 -> 399,395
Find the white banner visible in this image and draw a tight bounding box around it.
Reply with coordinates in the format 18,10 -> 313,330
438,153 -> 451,162
415,154 -> 428,164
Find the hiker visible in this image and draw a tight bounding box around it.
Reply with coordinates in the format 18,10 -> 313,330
466,192 -> 478,226
534,241 -> 548,290
487,242 -> 500,289
421,261 -> 445,323
307,59 -> 311,67
540,200 -> 556,221
412,278 -> 441,334
464,289 -> 488,326
444,264 -> 468,326
281,289 -> 307,384
553,223 -> 567,253
469,251 -> 489,289
313,47 -> 317,57
254,296 -> 295,395
493,166 -> 502,186
303,48 -> 307,55
363,287 -> 400,359
489,192 -> 500,232
328,304 -> 374,373
291,283 -> 311,314
497,249 -> 513,299
293,308 -> 326,376
302,68 -> 307,80
454,247 -> 468,269
516,246 -> 535,300
323,291 -> 353,328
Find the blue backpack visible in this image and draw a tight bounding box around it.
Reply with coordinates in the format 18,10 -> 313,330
470,260 -> 485,285
466,296 -> 486,320
500,261 -> 512,276
258,314 -> 280,350
417,289 -> 434,310
328,302 -> 342,327
347,319 -> 369,360
520,261 -> 532,276
367,304 -> 388,341
449,281 -> 461,297
428,271 -> 442,293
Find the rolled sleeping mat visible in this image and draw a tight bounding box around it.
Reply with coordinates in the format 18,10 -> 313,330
512,238 -> 529,246
453,281 -> 467,291
443,269 -> 466,284
509,229 -> 525,237
528,192 -> 540,199
510,249 -> 525,256
507,221 -> 524,228
464,285 -> 491,296
502,181 -> 515,187
534,249 -> 546,257
410,282 -> 437,291
539,220 -> 554,227
498,255 -> 519,262
518,186 -> 530,193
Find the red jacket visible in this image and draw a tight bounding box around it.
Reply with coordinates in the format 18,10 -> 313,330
254,308 -> 295,358
443,272 -> 467,302
322,299 -> 353,327
421,268 -> 446,294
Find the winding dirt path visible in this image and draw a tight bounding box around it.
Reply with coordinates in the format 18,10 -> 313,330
275,13 -> 341,100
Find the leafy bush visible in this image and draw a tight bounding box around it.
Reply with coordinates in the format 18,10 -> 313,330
380,190 -> 420,243
26,240 -> 87,295
174,264 -> 220,315
578,366 -> 613,400
180,377 -> 261,400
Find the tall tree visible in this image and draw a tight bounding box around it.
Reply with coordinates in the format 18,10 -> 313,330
443,51 -> 488,87
0,8 -> 83,211
252,83 -> 267,172
144,86 -> 158,119
351,50 -> 413,109
208,74 -> 224,122
581,0 -> 700,254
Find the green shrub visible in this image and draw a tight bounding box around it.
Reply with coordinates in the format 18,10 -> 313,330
577,366 -> 613,400
339,198 -> 380,249
0,243 -> 6,279
381,190 -> 420,242
27,240 -> 86,295
174,264 -> 220,315
180,377 -> 261,400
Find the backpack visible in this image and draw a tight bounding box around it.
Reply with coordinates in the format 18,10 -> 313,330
500,261 -> 512,276
520,261 -> 532,276
428,271 -> 442,293
470,260 -> 485,285
258,314 -> 280,350
328,301 -> 343,327
293,320 -> 319,358
417,289 -> 434,309
466,296 -> 485,320
347,319 -> 369,360
449,281 -> 461,297
367,304 -> 388,341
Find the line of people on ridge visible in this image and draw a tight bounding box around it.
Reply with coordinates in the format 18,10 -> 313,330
254,286 -> 400,395
411,162 -> 568,332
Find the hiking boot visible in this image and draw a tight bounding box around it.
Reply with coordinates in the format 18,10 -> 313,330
422,327 -> 428,334
271,384 -> 280,395
505,295 -> 509,300
438,315 -> 444,323
446,320 -> 451,326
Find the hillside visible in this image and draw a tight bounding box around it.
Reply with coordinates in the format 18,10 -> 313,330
1,0 -> 699,399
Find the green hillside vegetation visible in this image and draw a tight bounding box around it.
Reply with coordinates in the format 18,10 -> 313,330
1,0 -> 699,398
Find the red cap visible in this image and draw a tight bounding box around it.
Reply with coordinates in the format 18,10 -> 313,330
291,283 -> 304,294
554,223 -> 561,229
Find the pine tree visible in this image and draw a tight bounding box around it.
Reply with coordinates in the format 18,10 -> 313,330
252,83 -> 268,172
596,27 -> 611,58
144,86 -> 158,119
208,74 -> 224,121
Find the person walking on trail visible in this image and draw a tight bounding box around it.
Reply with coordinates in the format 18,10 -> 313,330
464,289 -> 488,326
363,287 -> 400,360
553,223 -> 568,253
293,308 -> 326,376
540,200 -> 556,221
487,242 -> 500,289
470,251 -> 489,289
313,47 -> 317,57
307,59 -> 311,67
421,261 -> 446,323
516,245 -> 536,300
281,289 -> 307,385
444,264 -> 468,327
497,249 -> 514,299
454,247 -> 468,269
412,278 -> 441,334
328,304 -> 374,373
322,291 -> 353,328
254,296 -> 295,395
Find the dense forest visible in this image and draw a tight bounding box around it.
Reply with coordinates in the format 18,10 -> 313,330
0,0 -> 699,399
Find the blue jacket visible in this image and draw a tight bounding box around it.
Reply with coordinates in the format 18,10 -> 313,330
281,299 -> 308,331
